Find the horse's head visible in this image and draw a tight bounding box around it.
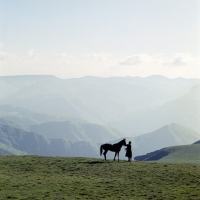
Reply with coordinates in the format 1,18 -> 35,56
122,138 -> 126,146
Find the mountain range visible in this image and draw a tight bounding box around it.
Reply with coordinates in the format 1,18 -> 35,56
1,122 -> 200,160
0,75 -> 200,159
29,121 -> 123,143
1,75 -> 200,130
108,85 -> 200,136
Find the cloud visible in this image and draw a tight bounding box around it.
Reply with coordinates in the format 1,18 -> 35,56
172,57 -> 186,66
161,53 -> 197,67
119,54 -> 152,65
119,55 -> 141,65
163,57 -> 187,66
1,50 -> 200,79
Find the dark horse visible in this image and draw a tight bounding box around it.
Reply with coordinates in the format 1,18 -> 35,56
100,139 -> 126,161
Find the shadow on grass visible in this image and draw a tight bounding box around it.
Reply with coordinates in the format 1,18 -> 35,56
87,161 -> 105,164
80,160 -> 112,165
83,160 -> 127,164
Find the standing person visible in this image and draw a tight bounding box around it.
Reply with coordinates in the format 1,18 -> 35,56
125,141 -> 132,162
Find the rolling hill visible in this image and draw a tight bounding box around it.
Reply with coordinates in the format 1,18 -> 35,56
134,142 -> 200,166
0,124 -> 99,157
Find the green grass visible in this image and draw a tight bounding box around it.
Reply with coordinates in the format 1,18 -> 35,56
1,156 -> 200,199
158,144 -> 200,166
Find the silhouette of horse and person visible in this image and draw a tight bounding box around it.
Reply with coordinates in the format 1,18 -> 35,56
100,138 -> 132,162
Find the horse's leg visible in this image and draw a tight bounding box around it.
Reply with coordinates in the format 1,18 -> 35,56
118,152 -> 119,162
114,152 -> 117,161
103,150 -> 108,160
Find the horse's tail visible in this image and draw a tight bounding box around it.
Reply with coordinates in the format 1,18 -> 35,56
100,145 -> 103,156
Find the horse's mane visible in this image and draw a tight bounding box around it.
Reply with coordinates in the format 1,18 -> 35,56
113,138 -> 126,146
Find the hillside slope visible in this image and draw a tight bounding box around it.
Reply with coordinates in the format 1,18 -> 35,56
134,143 -> 200,166
132,123 -> 200,156
0,125 -> 99,157
0,142 -> 27,155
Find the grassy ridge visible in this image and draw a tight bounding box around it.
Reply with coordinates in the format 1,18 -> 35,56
135,144 -> 200,166
1,156 -> 200,199
158,144 -> 200,165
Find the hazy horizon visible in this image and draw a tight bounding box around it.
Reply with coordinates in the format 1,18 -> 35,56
0,0 -> 200,79
1,74 -> 200,80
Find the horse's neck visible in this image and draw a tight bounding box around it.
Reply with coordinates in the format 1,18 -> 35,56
115,141 -> 123,147
119,140 -> 125,145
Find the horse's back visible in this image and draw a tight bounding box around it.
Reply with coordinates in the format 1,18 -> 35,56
103,143 -> 122,152
102,143 -> 112,148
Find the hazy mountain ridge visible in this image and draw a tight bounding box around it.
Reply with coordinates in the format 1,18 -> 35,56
1,75 -> 199,126
0,75 -> 58,100
29,121 -> 123,143
108,85 -> 200,136
0,104 -> 89,129
1,123 -> 200,159
0,104 -> 124,144
0,142 -> 27,155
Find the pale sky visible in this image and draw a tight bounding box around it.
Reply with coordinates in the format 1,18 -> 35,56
0,0 -> 200,78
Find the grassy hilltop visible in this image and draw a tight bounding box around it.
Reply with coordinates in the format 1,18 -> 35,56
134,143 -> 200,166
1,156 -> 200,199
